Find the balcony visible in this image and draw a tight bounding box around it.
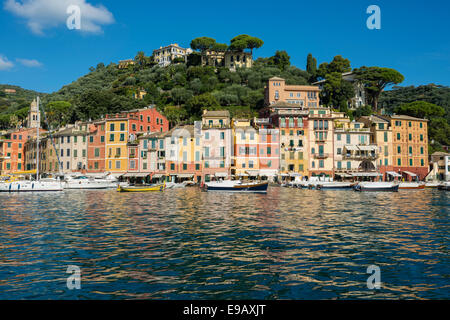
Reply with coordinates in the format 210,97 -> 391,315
313,153 -> 331,159
342,153 -> 378,160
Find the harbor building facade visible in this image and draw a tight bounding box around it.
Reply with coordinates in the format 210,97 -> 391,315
390,115 -> 429,181
87,121 -> 106,173
308,107 -> 334,178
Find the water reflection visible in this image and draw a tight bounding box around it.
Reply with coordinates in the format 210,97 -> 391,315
0,187 -> 448,299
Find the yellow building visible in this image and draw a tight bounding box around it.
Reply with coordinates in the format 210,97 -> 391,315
105,116 -> 129,174
118,59 -> 135,69
153,43 -> 192,67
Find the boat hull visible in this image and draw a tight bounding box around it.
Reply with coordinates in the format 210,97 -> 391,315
398,183 -> 425,190
354,182 -> 399,192
206,182 -> 268,193
316,182 -> 355,190
117,183 -> 165,192
0,181 -> 63,192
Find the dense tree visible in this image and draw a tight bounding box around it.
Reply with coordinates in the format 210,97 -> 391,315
354,66 -> 404,112
164,105 -> 188,127
306,53 -> 317,82
229,35 -> 264,54
45,101 -> 73,128
271,50 -> 290,71
185,93 -> 219,116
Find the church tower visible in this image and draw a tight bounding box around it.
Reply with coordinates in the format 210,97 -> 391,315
27,98 -> 40,128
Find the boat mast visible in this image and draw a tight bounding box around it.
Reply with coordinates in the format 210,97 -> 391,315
36,96 -> 40,181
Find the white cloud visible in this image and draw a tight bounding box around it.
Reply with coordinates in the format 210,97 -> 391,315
0,55 -> 14,70
4,0 -> 114,35
16,58 -> 43,67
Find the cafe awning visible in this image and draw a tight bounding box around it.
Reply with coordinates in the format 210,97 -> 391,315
351,172 -> 382,177
177,173 -> 194,178
152,173 -> 165,178
289,173 -> 302,177
215,172 -> 228,177
246,170 -> 260,177
335,173 -> 352,178
259,170 -> 278,177
403,171 -> 417,177
122,172 -> 149,178
386,171 -> 402,177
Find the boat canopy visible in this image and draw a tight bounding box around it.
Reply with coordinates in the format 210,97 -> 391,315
215,172 -> 228,177
403,171 -> 417,177
386,171 -> 402,177
122,172 -> 149,178
351,172 -> 382,177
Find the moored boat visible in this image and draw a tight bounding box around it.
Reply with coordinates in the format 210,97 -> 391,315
0,176 -> 63,192
354,182 -> 399,192
64,175 -> 110,189
398,182 -> 425,190
316,182 -> 356,190
117,182 -> 166,192
204,180 -> 268,193
437,182 -> 450,191
425,181 -> 442,188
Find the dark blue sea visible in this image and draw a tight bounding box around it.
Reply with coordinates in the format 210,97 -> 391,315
0,187 -> 448,299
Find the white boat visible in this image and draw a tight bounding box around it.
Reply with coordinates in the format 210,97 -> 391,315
398,182 -> 425,190
425,181 -> 442,188
354,181 -> 399,192
0,177 -> 63,192
64,175 -> 110,189
204,180 -> 268,193
438,182 -> 450,191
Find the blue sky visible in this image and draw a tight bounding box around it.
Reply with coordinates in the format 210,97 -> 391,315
0,0 -> 448,93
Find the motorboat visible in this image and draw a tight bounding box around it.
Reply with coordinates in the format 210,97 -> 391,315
64,175 -> 110,189
398,182 -> 425,190
354,181 -> 399,192
204,180 -> 268,193
315,181 -> 356,190
425,181 -> 442,188
117,182 -> 166,192
0,175 -> 63,192
437,182 -> 450,191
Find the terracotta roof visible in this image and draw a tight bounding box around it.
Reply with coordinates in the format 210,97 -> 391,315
390,115 -> 429,121
203,110 -> 230,117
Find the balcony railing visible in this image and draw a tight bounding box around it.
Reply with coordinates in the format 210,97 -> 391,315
342,153 -> 378,160
313,153 -> 331,159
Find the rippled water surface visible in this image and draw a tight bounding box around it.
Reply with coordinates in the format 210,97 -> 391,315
0,187 -> 448,299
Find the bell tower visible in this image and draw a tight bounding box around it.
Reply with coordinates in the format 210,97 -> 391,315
27,98 -> 40,128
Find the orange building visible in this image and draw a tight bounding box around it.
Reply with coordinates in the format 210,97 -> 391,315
264,77 -> 320,107
390,115 -> 429,180
0,127 -> 40,174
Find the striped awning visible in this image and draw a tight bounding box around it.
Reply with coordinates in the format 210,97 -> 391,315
351,172 -> 382,177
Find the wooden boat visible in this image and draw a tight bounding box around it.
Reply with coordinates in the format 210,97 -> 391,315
398,182 -> 425,190
425,181 -> 442,188
316,182 -> 356,190
204,180 -> 268,193
354,182 -> 399,192
117,182 -> 165,192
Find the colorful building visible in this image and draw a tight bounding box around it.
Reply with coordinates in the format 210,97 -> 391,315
308,107 -> 334,178
201,110 -> 232,182
264,77 -> 320,107
333,113 -> 379,180
52,123 -> 89,173
0,127 -> 39,174
232,119 -> 259,178
359,115 -> 393,180
87,121 -> 106,173
165,125 -> 203,183
389,115 -> 429,180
